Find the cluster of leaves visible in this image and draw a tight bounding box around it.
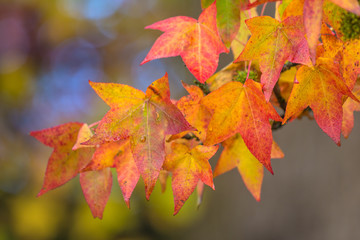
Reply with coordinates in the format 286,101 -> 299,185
31,0 -> 360,218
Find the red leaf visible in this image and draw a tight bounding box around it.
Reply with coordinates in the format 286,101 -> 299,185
141,3 -> 228,83
201,79 -> 282,173
164,143 -> 218,215
80,168 -> 112,219
30,122 -> 94,196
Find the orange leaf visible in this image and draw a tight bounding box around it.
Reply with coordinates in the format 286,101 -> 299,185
236,16 -> 312,100
342,84 -> 360,138
30,122 -> 94,196
304,0 -> 324,64
214,134 -> 284,201
283,57 -> 358,145
164,143 -> 218,215
141,2 -> 228,83
175,82 -> 211,142
113,140 -> 140,208
88,74 -> 193,199
80,168 -> 112,219
201,79 -> 282,173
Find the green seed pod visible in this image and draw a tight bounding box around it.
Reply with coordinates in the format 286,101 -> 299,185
340,1 -> 360,40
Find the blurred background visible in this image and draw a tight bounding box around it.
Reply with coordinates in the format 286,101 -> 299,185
1,0 -> 360,239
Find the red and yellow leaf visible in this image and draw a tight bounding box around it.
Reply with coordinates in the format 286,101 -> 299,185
236,16 -> 312,100
30,122 -> 94,196
216,0 -> 242,48
141,3 -> 228,83
283,57 -> 358,145
80,168 -> 112,219
87,74 -> 193,199
175,82 -> 211,142
201,79 -> 282,173
342,84 -> 360,138
164,143 -> 218,215
113,141 -> 140,207
304,0 -> 324,63
214,134 -> 284,201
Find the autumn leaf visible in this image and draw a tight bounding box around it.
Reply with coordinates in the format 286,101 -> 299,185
342,84 -> 360,138
283,0 -> 360,63
141,2 -> 228,83
87,74 -> 193,199
323,0 -> 346,38
235,16 -> 312,100
30,122 -> 94,196
231,9 -> 257,59
113,140 -> 140,207
75,124 -> 140,208
80,168 -> 112,219
214,134 -> 284,201
175,81 -> 211,142
303,0 -> 324,64
201,79 -> 282,173
164,143 -> 218,215
283,57 -> 358,145
216,0 -> 241,48
202,0 -> 281,10
321,31 -> 360,89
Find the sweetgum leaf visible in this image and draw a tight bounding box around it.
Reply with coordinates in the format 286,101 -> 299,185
175,81 -> 211,142
88,74 -> 193,199
30,122 -> 94,196
113,140 -> 140,208
304,0 -> 324,64
321,29 -> 360,89
141,2 -> 228,83
283,57 -> 359,145
235,16 -> 312,100
216,0 -> 241,48
214,134 -> 284,201
201,79 -> 282,173
80,168 -> 112,219
342,84 -> 360,138
80,126 -> 139,208
164,143 -> 218,215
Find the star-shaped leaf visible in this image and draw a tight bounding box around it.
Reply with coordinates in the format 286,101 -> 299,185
30,122 -> 94,196
235,16 -> 312,100
201,79 -> 282,173
164,143 -> 218,215
75,124 -> 140,209
283,57 -> 358,145
214,134 -> 284,201
174,82 -> 211,142
87,74 -> 193,199
141,2 -> 228,83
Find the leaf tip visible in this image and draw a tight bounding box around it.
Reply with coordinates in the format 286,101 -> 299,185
140,58 -> 150,66
125,200 -> 130,209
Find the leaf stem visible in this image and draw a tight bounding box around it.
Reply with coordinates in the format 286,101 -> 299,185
246,60 -> 252,80
88,121 -> 100,128
260,3 -> 268,16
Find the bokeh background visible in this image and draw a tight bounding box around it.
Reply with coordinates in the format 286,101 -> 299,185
1,0 -> 360,239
